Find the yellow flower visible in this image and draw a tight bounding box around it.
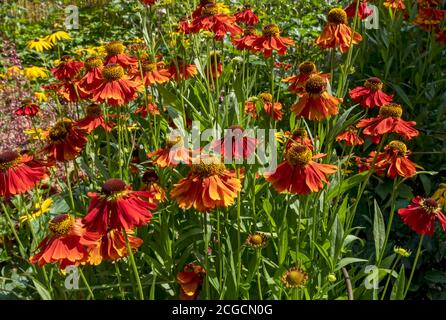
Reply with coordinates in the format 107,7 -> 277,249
45,31 -> 71,44
275,132 -> 285,144
34,91 -> 48,102
73,47 -> 99,56
24,128 -> 47,140
432,183 -> 446,210
19,198 -> 53,223
394,246 -> 411,257
24,66 -> 49,80
6,66 -> 23,77
27,38 -> 53,52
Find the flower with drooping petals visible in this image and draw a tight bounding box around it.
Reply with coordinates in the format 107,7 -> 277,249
78,56 -> 103,91
265,144 -> 337,195
104,41 -> 138,68
92,64 -> 141,106
336,126 -> 364,146
75,104 -> 114,133
345,0 -> 373,20
177,263 -> 206,300
282,61 -> 330,94
414,8 -> 446,32
45,31 -> 71,44
81,229 -> 143,265
82,178 -> 156,234
373,140 -> 417,179
168,57 -> 198,81
284,127 -> 314,151
291,75 -> 341,121
258,92 -> 283,120
135,96 -> 160,118
51,55 -> 84,81
135,60 -> 171,86
232,26 -> 260,51
29,214 -> 88,269
148,135 -> 192,168
189,3 -> 243,41
171,156 -> 242,212
15,100 -> 40,117
398,197 -> 446,235
356,103 -> 419,143
27,38 -> 53,52
235,5 -> 259,26
139,169 -> 166,205
384,0 -> 406,11
316,8 -> 362,53
349,77 -> 393,108
211,125 -> 257,160
0,150 -> 49,198
42,118 -> 88,162
251,23 -> 295,58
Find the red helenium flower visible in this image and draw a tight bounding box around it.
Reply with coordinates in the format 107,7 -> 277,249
15,100 -> 40,117
42,119 -> 87,162
211,125 -> 257,160
104,41 -> 138,69
74,104 -> 114,133
51,55 -> 84,81
398,197 -> 446,235
373,140 -> 417,179
176,263 -> 206,300
336,127 -> 365,146
234,5 -> 259,26
282,61 -> 330,94
345,1 -> 373,20
0,150 -> 49,198
82,178 -> 156,234
78,56 -> 104,92
356,103 -> 419,143
349,77 -> 393,108
251,24 -> 295,58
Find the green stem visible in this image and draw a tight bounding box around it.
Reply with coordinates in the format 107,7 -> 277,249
122,229 -> 144,300
404,235 -> 424,298
78,268 -> 95,300
381,256 -> 400,300
236,167 -> 242,297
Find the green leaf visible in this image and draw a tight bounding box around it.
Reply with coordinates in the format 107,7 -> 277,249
390,265 -> 405,300
31,278 -> 52,300
373,200 -> 385,263
328,171 -> 369,200
424,270 -> 446,284
336,257 -> 368,270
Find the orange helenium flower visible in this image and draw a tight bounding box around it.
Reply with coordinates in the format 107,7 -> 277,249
134,60 -> 171,86
148,135 -> 192,168
0,150 -> 49,198
384,0 -> 406,11
258,92 -> 283,120
43,119 -> 87,162
177,263 -> 206,300
189,3 -> 243,41
282,61 -> 330,94
29,214 -> 88,269
15,99 -> 40,117
373,140 -> 417,179
82,178 -> 156,234
251,24 -> 295,58
356,103 -> 419,143
139,169 -> 167,205
234,5 -> 259,26
81,229 -> 143,265
104,41 -> 138,69
74,104 -> 114,133
316,8 -> 362,53
336,127 -> 364,146
211,125 -> 257,160
171,156 -> 242,212
78,56 -> 103,92
168,58 -> 198,81
264,144 -> 337,195
232,26 -> 260,52
92,64 -> 141,106
291,75 -> 341,121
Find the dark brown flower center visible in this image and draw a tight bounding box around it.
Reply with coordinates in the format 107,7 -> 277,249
48,214 -> 74,236
0,150 -> 21,170
305,75 -> 326,94
364,77 -> 383,91
262,24 -> 280,37
60,55 -> 72,63
379,103 -> 403,118
422,198 -> 440,215
142,169 -> 159,184
105,41 -> 125,56
102,178 -> 127,194
48,119 -> 73,143
84,56 -> 103,70
102,64 -> 125,81
299,61 -> 317,75
387,140 -> 407,154
191,157 -> 226,178
286,144 -> 312,166
86,104 -> 102,117
327,8 -> 348,24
